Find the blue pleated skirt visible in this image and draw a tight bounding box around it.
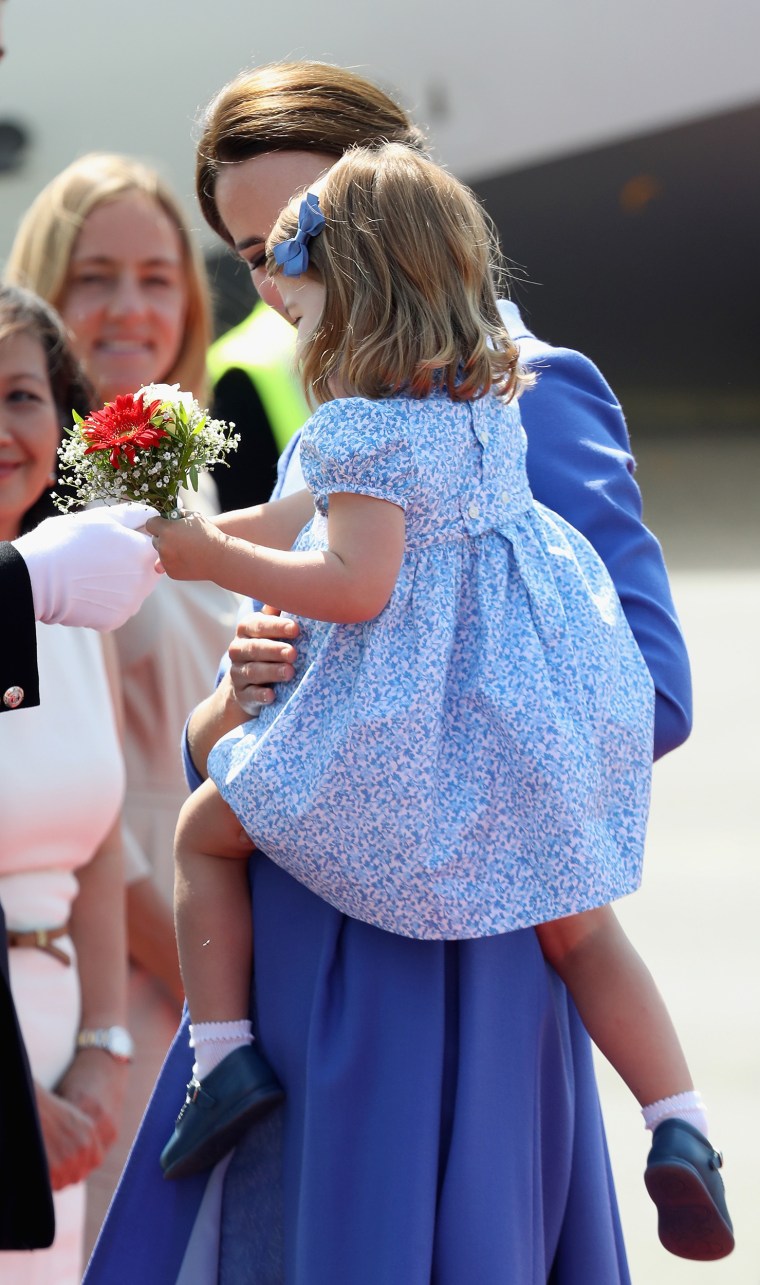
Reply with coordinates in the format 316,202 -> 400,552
85,854 -> 630,1284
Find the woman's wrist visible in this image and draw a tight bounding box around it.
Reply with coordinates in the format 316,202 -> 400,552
187,672 -> 247,779
76,1026 -> 135,1063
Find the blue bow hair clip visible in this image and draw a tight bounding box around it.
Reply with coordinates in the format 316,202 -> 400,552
272,192 -> 325,277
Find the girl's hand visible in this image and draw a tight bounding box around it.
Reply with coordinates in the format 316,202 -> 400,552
229,608 -> 299,711
145,511 -> 227,582
35,1083 -> 105,1190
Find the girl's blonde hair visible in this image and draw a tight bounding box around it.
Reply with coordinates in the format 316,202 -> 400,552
5,153 -> 211,400
266,144 -> 531,405
196,60 -> 426,245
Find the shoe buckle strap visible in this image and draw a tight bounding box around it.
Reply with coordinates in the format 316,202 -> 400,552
177,1078 -> 214,1122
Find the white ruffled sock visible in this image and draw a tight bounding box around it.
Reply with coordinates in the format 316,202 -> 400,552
189,1019 -> 253,1081
641,1089 -> 709,1139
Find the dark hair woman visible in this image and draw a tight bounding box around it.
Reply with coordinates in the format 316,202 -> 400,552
85,61 -> 693,1285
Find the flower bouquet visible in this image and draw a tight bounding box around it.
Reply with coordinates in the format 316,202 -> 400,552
54,383 -> 240,518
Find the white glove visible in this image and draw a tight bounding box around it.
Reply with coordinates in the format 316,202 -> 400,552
13,503 -> 161,631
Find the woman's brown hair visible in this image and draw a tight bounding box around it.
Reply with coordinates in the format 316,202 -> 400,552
0,283 -> 93,531
196,61 -> 426,245
266,144 -> 531,406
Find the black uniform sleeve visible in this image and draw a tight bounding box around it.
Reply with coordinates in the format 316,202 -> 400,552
0,548 -> 54,1237
0,903 -> 55,1247
211,368 -> 281,511
0,542 -> 40,713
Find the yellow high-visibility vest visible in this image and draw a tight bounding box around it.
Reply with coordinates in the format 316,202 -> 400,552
207,302 -> 309,454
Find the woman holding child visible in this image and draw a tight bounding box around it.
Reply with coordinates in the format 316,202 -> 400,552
85,63 -> 698,1284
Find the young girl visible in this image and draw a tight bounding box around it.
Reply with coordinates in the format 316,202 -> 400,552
150,145 -> 732,1261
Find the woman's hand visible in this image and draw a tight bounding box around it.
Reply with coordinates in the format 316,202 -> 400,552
228,609 -> 299,713
35,1082 -> 105,1190
57,1049 -> 128,1155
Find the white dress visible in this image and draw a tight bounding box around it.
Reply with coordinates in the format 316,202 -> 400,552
0,623 -> 124,1285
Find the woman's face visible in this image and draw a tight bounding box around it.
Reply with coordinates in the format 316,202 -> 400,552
0,331 -> 60,541
59,192 -> 188,402
214,151 -> 336,319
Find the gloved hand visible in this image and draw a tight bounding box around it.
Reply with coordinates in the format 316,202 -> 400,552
13,503 -> 161,630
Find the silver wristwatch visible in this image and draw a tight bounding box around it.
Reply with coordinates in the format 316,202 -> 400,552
77,1025 -> 135,1063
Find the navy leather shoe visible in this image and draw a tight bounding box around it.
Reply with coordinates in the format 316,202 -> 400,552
161,1044 -> 284,1180
644,1118 -> 734,1260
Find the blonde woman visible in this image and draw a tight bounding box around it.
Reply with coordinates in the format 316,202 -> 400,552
5,154 -> 241,1248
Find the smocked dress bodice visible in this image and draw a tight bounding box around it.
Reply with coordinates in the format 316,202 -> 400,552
210,392 -> 653,939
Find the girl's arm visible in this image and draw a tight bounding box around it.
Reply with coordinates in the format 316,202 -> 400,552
149,492 -> 405,625
210,489 -> 315,550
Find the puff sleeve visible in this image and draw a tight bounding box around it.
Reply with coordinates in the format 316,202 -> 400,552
300,399 -> 416,514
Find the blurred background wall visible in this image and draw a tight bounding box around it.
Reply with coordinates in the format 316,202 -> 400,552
2,0 -> 759,432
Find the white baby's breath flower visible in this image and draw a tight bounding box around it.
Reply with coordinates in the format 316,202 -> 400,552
55,386 -> 240,518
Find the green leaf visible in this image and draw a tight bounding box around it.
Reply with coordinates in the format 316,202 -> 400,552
188,464 -> 199,491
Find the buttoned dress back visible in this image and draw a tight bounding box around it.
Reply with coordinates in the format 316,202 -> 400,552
209,391 -> 654,939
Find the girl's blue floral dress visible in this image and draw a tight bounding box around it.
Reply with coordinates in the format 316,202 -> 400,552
209,390 -> 654,939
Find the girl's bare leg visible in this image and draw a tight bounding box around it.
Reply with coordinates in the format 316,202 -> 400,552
536,904 -> 693,1105
537,906 -> 735,1262
162,780 -> 283,1182
174,777 -> 254,1024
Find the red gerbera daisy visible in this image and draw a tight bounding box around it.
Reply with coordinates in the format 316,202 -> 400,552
82,393 -> 167,469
